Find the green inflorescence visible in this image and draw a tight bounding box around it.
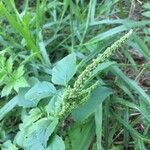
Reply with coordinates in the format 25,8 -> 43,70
52,30 -> 133,119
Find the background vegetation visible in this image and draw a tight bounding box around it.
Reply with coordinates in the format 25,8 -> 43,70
0,0 -> 150,149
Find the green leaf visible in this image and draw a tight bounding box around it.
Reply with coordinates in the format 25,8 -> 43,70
111,66 -> 150,105
142,11 -> 150,18
52,53 -> 76,86
14,108 -> 43,147
46,135 -> 65,150
1,65 -> 29,97
95,104 -> 102,150
1,84 -> 13,97
17,88 -> 38,108
92,61 -> 116,77
65,119 -> 95,150
6,57 -> 13,73
139,100 -> 150,122
14,77 -> 29,92
0,127 -> 5,141
0,2 -> 40,54
143,2 -> 150,9
112,112 -> 150,143
23,118 -> 58,150
72,86 -> 112,122
1,140 -> 18,150
135,139 -> 146,150
25,81 -> 56,103
0,96 -> 18,121
14,65 -> 25,78
0,70 -> 6,83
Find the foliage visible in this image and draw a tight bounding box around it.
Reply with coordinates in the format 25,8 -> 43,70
0,0 -> 150,150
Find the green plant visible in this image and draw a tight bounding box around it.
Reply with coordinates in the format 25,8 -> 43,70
0,1 -> 150,150
0,53 -> 28,97
0,30 -> 132,150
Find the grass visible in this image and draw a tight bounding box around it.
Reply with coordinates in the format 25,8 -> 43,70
0,0 -> 150,150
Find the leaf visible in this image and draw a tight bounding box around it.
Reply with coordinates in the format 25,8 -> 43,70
46,135 -> 65,150
6,57 -> 13,73
95,104 -> 102,150
39,40 -> 51,65
87,25 -> 127,45
0,70 -> 6,83
143,2 -> 150,9
25,81 -> 56,104
52,53 -> 76,86
142,11 -> 150,18
65,119 -> 95,150
139,100 -> 150,122
14,108 -> 44,147
92,61 -> 116,77
0,127 -> 5,140
0,96 -> 18,121
0,2 -> 40,53
1,65 -> 29,97
1,84 -> 13,97
112,112 -> 150,143
23,118 -> 58,150
14,65 -> 25,78
14,77 -> 29,92
46,90 -> 64,114
111,66 -> 150,105
1,140 -> 18,150
113,97 -> 150,122
17,88 -> 38,108
72,86 -> 112,122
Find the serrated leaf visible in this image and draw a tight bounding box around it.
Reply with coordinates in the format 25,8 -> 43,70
25,81 -> 56,103
14,77 -> 29,92
14,65 -> 25,78
1,84 -> 13,97
46,135 -> 65,150
52,53 -> 76,86
0,70 -> 7,83
1,77 -> 29,97
72,86 -> 112,122
1,65 -> 28,96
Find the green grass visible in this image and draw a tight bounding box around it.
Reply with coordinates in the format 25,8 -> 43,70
0,0 -> 150,150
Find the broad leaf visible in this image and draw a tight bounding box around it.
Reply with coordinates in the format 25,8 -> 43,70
52,53 -> 76,86
17,88 -> 37,108
46,135 -> 65,150
25,81 -> 56,105
65,119 -> 95,150
1,140 -> 18,150
72,86 -> 112,122
23,118 -> 58,150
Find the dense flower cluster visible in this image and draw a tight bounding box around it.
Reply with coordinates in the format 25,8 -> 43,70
74,29 -> 133,91
53,30 -> 133,118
